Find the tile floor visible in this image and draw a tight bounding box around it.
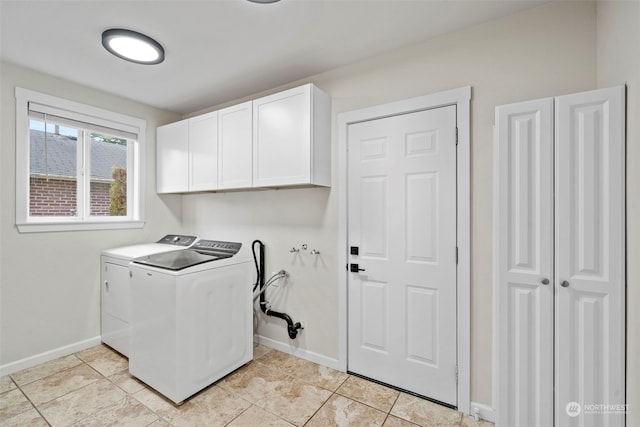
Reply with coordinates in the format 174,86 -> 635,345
1,344 -> 493,427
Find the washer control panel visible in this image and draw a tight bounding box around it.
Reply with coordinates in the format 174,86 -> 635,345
157,234 -> 198,247
192,240 -> 242,256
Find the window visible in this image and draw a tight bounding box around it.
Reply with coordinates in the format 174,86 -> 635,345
16,88 -> 146,232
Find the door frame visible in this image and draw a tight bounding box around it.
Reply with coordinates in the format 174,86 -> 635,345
337,86 -> 471,413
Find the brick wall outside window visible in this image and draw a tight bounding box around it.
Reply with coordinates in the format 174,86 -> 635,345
29,177 -> 112,216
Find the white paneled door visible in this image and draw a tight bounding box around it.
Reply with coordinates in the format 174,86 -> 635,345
495,98 -> 554,427
347,106 -> 458,406
495,86 -> 625,427
554,87 -> 626,427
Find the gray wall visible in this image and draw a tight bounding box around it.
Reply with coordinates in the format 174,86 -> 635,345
0,62 -> 183,366
597,1 -> 640,422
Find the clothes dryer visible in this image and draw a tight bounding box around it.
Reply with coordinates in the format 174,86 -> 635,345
100,234 -> 197,356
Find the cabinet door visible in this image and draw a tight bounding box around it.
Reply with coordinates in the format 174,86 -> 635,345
189,111 -> 218,191
253,85 -> 311,186
218,101 -> 252,189
157,120 -> 189,193
495,98 -> 554,427
555,86 -> 625,427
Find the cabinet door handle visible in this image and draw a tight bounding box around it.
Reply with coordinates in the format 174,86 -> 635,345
541,278 -> 550,285
561,280 -> 570,288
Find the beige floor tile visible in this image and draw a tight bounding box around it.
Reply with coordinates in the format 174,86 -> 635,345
132,386 -> 196,420
290,360 -> 349,391
76,347 -> 128,378
218,361 -> 292,403
0,407 -> 48,427
227,405 -> 294,427
38,378 -> 126,427
0,388 -> 34,420
255,378 -> 333,426
390,393 -> 462,427
336,376 -> 399,413
460,415 -> 494,427
10,355 -> 82,386
306,394 -> 387,427
253,343 -> 273,360
167,386 -> 251,427
75,345 -> 120,363
21,363 -> 103,405
0,375 -> 17,394
383,415 -> 421,426
107,369 -> 146,394
255,350 -> 304,375
11,343 -> 465,427
68,395 -> 159,427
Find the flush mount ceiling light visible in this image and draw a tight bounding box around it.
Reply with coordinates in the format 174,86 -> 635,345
102,29 -> 165,65
247,0 -> 280,3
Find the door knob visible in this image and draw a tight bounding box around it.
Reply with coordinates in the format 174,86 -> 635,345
561,280 -> 570,287
350,264 -> 365,273
541,278 -> 549,285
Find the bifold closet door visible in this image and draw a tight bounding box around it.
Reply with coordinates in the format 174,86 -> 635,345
554,86 -> 625,427
495,98 -> 554,427
496,86 -> 626,427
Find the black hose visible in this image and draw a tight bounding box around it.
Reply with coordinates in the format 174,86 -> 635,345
252,240 -> 262,292
252,239 -> 302,340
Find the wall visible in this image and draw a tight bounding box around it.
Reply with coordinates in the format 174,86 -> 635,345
0,61 -> 183,369
597,1 -> 640,423
182,1 -> 598,407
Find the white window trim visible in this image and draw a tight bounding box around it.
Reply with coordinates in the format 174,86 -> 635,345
15,87 -> 146,233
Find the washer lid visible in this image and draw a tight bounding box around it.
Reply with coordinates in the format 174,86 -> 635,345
132,240 -> 242,271
102,234 -> 198,260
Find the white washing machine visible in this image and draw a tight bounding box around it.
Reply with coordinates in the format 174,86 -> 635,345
100,234 -> 197,356
129,239 -> 253,404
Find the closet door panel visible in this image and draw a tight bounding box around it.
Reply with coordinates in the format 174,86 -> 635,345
495,98 -> 554,427
555,86 -> 625,427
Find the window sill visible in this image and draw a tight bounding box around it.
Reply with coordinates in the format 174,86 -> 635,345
16,220 -> 145,233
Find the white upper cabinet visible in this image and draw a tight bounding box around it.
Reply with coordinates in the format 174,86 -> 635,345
157,119 -> 189,194
253,84 -> 331,187
156,83 -> 331,194
218,101 -> 253,189
157,112 -> 218,194
188,111 -> 218,192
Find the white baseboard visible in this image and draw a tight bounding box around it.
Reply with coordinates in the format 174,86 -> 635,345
470,401 -> 495,423
254,334 -> 342,371
0,336 -> 102,377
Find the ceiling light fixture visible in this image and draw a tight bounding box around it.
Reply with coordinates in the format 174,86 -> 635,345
102,29 -> 165,65
247,0 -> 280,3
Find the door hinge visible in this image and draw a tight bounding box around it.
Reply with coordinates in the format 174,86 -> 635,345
455,246 -> 459,264
455,127 -> 459,145
455,365 -> 459,384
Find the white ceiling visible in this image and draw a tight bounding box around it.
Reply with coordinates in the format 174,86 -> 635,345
1,0 -> 546,115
